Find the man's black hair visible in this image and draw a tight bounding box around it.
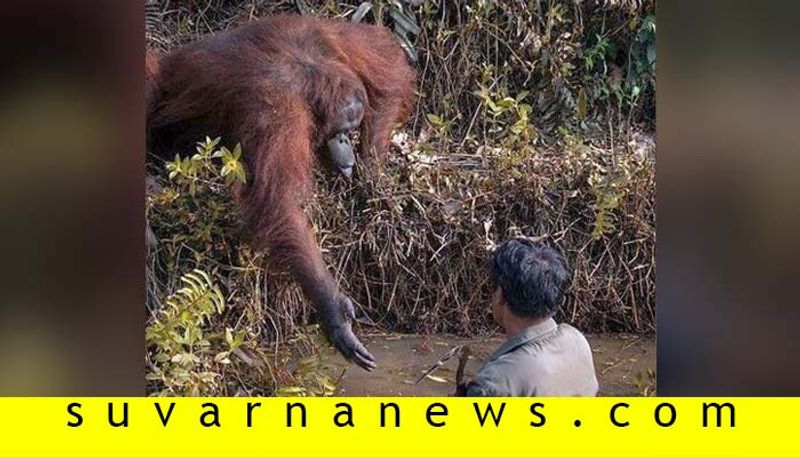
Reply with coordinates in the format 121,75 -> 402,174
489,237 -> 570,319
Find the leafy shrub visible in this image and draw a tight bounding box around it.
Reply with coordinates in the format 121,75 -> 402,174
146,138 -> 340,396
146,268 -> 241,396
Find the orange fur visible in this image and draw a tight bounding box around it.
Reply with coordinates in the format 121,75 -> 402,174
147,14 -> 415,311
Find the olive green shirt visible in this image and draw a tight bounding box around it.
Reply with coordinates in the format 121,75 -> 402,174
466,318 -> 599,397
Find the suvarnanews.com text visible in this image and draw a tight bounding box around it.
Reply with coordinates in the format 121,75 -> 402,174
65,400 -> 736,429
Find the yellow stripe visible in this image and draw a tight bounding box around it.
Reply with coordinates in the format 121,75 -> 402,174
0,398 -> 794,456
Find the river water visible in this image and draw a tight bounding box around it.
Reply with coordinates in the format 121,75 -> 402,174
332,333 -> 655,396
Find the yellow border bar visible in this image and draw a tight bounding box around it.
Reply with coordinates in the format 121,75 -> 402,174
0,398 -> 795,456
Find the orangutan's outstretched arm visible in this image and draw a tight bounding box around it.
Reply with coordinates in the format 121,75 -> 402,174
242,97 -> 375,370
273,209 -> 375,370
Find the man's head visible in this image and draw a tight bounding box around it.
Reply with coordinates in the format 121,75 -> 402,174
489,238 -> 570,325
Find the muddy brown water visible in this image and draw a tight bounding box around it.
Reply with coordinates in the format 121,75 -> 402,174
330,333 -> 655,396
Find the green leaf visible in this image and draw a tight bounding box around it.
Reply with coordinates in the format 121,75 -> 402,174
577,88 -> 588,119
277,386 -> 307,396
498,97 -> 516,110
213,351 -> 230,364
426,113 -> 443,126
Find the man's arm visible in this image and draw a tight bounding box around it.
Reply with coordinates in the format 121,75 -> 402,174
461,360 -> 516,396
463,377 -> 500,396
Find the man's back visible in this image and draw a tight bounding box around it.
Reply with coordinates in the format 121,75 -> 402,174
467,318 -> 599,397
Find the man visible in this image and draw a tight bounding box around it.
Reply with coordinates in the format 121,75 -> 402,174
464,237 -> 599,396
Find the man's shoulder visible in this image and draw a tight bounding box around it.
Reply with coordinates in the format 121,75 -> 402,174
554,322 -> 593,347
466,322 -> 598,397
556,322 -> 586,336
473,324 -> 573,381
